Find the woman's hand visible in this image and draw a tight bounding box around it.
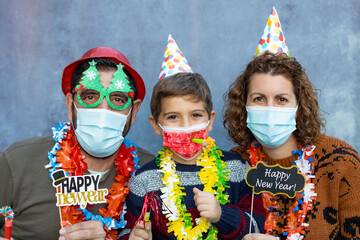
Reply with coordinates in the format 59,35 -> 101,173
242,233 -> 278,240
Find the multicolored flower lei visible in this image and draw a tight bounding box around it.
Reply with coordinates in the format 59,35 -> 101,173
157,137 -> 230,240
248,142 -> 316,240
45,121 -> 140,240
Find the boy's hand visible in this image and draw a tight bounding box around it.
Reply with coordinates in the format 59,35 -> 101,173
129,221 -> 152,240
193,187 -> 221,223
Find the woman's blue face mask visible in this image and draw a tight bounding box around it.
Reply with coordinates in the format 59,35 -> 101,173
246,106 -> 297,148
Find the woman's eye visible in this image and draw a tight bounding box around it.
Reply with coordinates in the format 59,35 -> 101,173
253,97 -> 263,102
278,97 -> 288,103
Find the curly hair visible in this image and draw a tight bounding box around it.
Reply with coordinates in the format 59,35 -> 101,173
223,52 -> 326,151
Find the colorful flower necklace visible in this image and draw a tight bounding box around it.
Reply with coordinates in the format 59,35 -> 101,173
157,137 -> 230,240
248,142 -> 316,240
46,121 -> 140,240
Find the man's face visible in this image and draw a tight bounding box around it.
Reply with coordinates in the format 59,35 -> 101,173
74,61 -> 135,111
66,68 -> 142,137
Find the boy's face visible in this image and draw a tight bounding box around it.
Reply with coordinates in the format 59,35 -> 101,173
150,95 -> 215,134
149,95 -> 215,164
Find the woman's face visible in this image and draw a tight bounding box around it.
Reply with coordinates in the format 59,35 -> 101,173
246,73 -> 297,108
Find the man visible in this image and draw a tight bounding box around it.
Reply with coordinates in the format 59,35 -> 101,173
0,47 -> 154,240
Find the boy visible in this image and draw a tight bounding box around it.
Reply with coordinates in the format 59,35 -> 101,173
118,72 -> 265,240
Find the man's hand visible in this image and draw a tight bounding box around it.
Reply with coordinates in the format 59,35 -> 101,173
242,233 -> 278,240
129,221 -> 152,240
58,220 -> 105,240
193,187 -> 221,223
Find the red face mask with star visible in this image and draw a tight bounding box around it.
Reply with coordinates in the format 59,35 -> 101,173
159,122 -> 209,160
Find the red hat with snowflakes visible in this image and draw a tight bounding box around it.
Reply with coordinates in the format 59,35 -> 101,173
62,46 -> 145,101
158,34 -> 193,80
255,7 -> 290,56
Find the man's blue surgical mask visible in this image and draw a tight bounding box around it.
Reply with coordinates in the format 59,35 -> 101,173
74,104 -> 131,158
246,106 -> 297,148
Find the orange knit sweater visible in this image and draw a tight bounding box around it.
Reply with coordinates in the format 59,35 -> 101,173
231,134 -> 360,239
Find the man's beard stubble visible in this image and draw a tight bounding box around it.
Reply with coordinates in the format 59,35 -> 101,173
71,104 -> 133,160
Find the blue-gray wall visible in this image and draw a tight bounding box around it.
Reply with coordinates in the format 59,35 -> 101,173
1,0 -> 359,155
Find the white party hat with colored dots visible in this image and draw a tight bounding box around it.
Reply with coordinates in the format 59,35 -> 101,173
255,7 -> 290,56
159,34 -> 193,80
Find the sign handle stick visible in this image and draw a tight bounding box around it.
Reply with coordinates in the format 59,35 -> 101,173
249,190 -> 254,233
57,187 -> 64,229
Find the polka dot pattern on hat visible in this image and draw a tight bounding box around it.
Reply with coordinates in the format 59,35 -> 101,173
255,7 -> 290,56
159,34 -> 193,80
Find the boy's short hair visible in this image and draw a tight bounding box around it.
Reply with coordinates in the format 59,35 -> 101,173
150,72 -> 213,122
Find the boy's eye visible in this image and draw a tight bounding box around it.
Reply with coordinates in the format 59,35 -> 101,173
192,113 -> 203,118
167,115 -> 178,120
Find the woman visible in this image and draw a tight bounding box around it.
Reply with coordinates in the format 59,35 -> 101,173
223,52 -> 360,239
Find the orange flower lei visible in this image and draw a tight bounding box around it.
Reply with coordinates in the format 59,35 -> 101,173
46,122 -> 140,240
248,142 -> 316,240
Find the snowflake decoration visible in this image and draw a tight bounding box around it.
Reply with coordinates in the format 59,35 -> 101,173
115,80 -> 125,89
87,70 -> 97,80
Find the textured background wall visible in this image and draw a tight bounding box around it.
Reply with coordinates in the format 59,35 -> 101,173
1,0 -> 359,155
